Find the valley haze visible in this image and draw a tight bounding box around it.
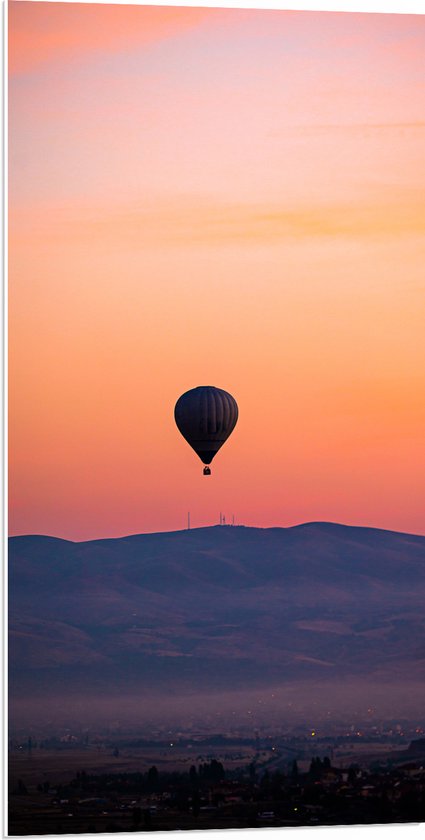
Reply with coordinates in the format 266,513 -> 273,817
9,522 -> 425,731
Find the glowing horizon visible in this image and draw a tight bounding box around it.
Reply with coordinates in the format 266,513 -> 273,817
9,2 -> 425,540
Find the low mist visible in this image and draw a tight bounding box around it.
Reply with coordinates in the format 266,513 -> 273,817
10,678 -> 425,735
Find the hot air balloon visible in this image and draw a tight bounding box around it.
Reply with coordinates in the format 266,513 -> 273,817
174,386 -> 238,475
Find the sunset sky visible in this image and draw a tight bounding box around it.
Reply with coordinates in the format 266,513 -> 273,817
9,1 -> 425,539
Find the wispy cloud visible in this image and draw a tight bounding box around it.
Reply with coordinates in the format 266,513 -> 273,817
11,187 -> 425,248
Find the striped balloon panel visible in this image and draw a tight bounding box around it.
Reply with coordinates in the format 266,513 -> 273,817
174,386 -> 238,464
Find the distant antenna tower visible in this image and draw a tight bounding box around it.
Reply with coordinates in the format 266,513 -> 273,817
188,512 -> 191,530
232,514 -> 235,526
223,514 -> 226,525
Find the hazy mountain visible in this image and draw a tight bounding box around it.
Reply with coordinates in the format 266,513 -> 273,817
9,522 -> 425,717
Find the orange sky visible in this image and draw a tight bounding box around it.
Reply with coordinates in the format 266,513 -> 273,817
8,2 -> 425,539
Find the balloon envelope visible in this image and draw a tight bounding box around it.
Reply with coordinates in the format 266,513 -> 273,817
174,386 -> 238,465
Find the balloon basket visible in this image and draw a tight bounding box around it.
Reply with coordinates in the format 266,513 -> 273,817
203,467 -> 211,476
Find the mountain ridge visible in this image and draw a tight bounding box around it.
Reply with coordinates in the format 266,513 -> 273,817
9,521 -> 425,716
9,520 -> 425,545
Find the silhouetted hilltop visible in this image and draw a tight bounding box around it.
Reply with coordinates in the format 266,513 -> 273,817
9,522 -> 425,701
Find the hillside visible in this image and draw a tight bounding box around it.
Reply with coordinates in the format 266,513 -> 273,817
9,522 -> 425,706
